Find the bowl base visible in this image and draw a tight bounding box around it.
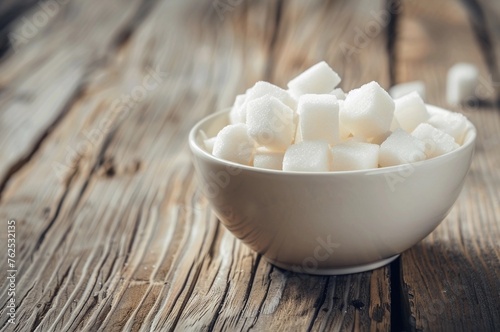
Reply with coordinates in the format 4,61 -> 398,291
265,254 -> 400,275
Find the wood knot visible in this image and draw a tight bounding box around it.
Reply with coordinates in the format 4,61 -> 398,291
98,156 -> 142,177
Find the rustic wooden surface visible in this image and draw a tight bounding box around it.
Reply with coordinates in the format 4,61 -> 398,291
0,0 -> 498,331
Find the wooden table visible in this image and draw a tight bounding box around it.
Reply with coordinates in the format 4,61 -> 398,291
0,0 -> 499,331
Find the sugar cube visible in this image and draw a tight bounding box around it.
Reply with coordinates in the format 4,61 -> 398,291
338,100 -> 351,140
390,115 -> 401,131
246,95 -> 295,151
287,61 -> 341,96
379,129 -> 426,167
370,131 -> 392,145
427,112 -> 468,144
294,122 -> 303,144
446,63 -> 479,105
229,94 -> 247,124
389,81 -> 426,100
298,94 -> 339,145
253,148 -> 284,170
244,81 -> 297,120
204,137 -> 217,153
212,123 -> 255,165
330,88 -> 346,100
394,92 -> 430,132
341,81 -> 395,138
412,123 -> 459,158
331,142 -> 379,171
283,141 -> 331,172
346,134 -> 369,143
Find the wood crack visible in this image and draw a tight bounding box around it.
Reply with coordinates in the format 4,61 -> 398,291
207,273 -> 231,332
111,0 -> 160,50
390,258 -> 410,331
0,0 -> 41,58
264,0 -> 284,82
0,0 -> 162,202
30,262 -> 73,331
385,1 -> 410,330
246,266 -> 274,331
386,0 -> 401,86
236,254 -> 261,322
31,163 -> 79,254
169,261 -> 204,331
461,0 -> 500,100
306,277 -> 329,332
0,85 -> 85,202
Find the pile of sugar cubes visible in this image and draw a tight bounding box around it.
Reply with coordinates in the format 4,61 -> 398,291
204,61 -> 468,172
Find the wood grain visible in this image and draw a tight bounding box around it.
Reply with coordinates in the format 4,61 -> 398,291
0,0 -> 396,331
394,0 -> 500,330
1,0 -> 498,330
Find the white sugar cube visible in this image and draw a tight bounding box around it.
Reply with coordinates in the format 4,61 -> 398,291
346,134 -> 369,143
338,100 -> 351,140
370,131 -> 392,145
412,123 -> 459,158
287,61 -> 341,96
253,148 -> 284,170
212,124 -> 255,165
229,94 -> 247,124
298,94 -> 339,145
244,81 -> 297,119
294,122 -> 303,144
330,88 -> 346,100
331,142 -> 379,171
394,92 -> 430,132
340,81 -> 395,138
389,81 -> 426,100
283,141 -> 331,172
427,112 -> 468,144
446,63 -> 479,105
390,115 -> 401,131
246,95 -> 295,151
204,137 -> 217,153
379,129 -> 426,167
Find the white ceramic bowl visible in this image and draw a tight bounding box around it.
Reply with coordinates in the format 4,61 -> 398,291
189,105 -> 476,275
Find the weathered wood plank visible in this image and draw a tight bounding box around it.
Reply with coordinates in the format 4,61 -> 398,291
0,0 -> 153,200
469,0 -> 500,97
0,0 -> 398,331
394,0 -> 500,330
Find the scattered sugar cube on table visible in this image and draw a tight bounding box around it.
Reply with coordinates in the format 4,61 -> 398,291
341,81 -> 395,138
287,61 -> 341,97
212,123 -> 255,165
282,141 -> 331,172
253,148 -> 285,170
412,123 -> 459,158
379,129 -> 426,167
446,63 -> 479,105
331,142 -> 379,171
394,91 -> 429,132
389,81 -> 426,100
298,94 -> 340,145
246,95 -> 295,151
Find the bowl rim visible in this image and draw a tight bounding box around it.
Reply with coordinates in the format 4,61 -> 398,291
189,104 -> 477,176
